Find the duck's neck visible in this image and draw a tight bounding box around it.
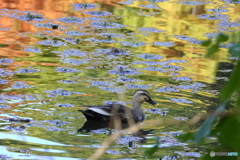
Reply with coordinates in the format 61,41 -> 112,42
132,100 -> 144,119
132,101 -> 142,110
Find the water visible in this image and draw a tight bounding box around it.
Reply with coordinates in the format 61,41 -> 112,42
0,0 -> 239,159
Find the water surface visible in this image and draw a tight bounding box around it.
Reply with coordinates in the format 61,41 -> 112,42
0,0 -> 239,159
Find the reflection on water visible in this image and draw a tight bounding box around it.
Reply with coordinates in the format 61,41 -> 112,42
0,0 -> 239,159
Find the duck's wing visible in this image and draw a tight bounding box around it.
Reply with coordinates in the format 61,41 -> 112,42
81,104 -> 113,116
79,104 -> 129,121
86,104 -> 131,114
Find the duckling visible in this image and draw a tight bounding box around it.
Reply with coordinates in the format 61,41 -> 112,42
79,89 -> 158,123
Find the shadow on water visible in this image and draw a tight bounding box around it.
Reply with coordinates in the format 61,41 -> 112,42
78,120 -> 110,133
78,120 -> 154,144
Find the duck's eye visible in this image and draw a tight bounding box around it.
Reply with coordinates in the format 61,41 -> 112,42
145,96 -> 149,101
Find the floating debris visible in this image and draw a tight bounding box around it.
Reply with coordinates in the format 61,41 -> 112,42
9,118 -> 30,123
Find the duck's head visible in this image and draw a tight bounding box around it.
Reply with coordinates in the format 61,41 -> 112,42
132,89 -> 157,105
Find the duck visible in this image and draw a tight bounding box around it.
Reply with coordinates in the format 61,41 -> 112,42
79,89 -> 158,124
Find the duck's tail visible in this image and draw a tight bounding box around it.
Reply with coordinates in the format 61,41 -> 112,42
79,110 -> 95,121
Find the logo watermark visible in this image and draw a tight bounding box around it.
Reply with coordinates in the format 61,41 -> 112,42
210,151 -> 238,157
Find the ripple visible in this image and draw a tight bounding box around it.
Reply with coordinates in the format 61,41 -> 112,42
180,1 -> 206,5
117,76 -> 142,83
58,17 -> 84,23
157,86 -> 180,93
125,83 -> 150,89
172,76 -> 192,81
109,69 -> 141,76
11,81 -> 34,89
0,68 -> 13,77
37,40 -> 67,47
104,101 -> 126,105
59,58 -> 87,65
91,22 -> 125,29
33,24 -> 57,30
162,64 -> 182,71
220,0 -> 240,3
62,38 -> 81,45
218,20 -> 240,27
0,94 -> 38,101
55,103 -> 74,108
117,135 -> 142,145
61,49 -> 87,57
65,31 -> 90,36
98,86 -> 125,93
153,41 -> 175,47
44,89 -> 81,96
0,79 -> 8,84
97,33 -> 124,38
45,120 -> 70,126
84,17 -> 106,21
105,48 -> 130,56
145,108 -> 166,115
106,150 -> 126,155
119,41 -> 146,47
144,67 -> 167,73
0,58 -> 13,63
206,8 -> 229,13
91,81 -> 115,86
119,0 -> 133,5
175,151 -> 201,157
139,3 -> 161,9
90,128 -> 110,134
56,67 -> 80,73
165,59 -> 187,63
4,125 -> 26,131
18,12 -> 43,21
0,99 -> 6,103
139,27 -> 165,33
174,35 -> 201,44
174,117 -> 188,121
84,11 -> 111,16
16,67 -> 40,74
0,104 -> 11,109
134,61 -> 160,65
57,80 -> 78,84
85,37 -> 116,43
138,53 -> 163,60
47,126 -> 65,131
72,3 -> 98,10
171,98 -> 193,104
198,14 -> 228,20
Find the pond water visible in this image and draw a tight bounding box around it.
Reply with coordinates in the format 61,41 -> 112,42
0,0 -> 239,159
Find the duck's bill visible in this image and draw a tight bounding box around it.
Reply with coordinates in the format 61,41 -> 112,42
147,98 -> 158,106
